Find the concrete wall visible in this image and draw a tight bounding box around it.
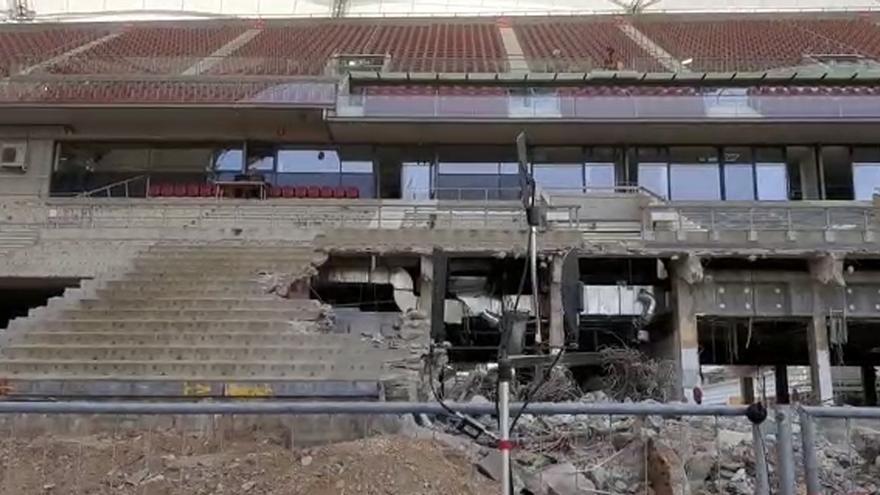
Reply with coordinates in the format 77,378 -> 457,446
0,138 -> 53,198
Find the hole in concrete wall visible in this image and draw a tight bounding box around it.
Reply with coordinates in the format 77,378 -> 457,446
0,278 -> 82,329
310,283 -> 400,312
699,317 -> 809,366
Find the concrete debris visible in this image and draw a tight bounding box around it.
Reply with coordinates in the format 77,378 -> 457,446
851,425 -> 880,464
529,462 -> 596,495
599,347 -> 676,402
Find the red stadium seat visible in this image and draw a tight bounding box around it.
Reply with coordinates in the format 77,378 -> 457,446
186,183 -> 200,197
295,186 -> 308,198
199,183 -> 215,197
333,186 -> 347,198
148,183 -> 162,198
320,186 -> 334,198
268,186 -> 283,198
307,186 -> 321,198
173,183 -> 187,197
282,186 -> 296,198
160,183 -> 175,197
346,186 -> 360,199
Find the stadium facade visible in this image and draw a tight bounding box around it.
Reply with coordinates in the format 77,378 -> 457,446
0,6 -> 879,405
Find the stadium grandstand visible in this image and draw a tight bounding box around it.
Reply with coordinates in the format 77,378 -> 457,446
0,0 -> 879,410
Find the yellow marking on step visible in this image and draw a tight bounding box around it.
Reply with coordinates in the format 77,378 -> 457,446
182,382 -> 212,396
226,383 -> 274,397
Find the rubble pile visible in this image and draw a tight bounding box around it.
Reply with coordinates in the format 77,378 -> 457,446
443,367 -> 880,495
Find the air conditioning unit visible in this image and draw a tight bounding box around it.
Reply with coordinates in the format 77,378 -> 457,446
0,141 -> 27,172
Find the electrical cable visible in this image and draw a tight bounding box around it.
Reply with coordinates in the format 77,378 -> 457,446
509,347 -> 565,432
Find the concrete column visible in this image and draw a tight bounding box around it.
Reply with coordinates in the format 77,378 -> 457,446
775,365 -> 790,404
808,284 -> 834,405
862,366 -> 878,407
418,255 -> 433,315
740,376 -> 755,404
807,256 -> 837,405
795,146 -> 822,200
549,255 -> 565,350
429,249 -> 447,342
671,257 -> 702,402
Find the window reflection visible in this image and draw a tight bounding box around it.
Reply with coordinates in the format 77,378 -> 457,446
756,163 -> 788,200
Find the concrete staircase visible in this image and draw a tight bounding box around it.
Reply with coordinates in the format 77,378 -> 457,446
0,225 -> 38,255
0,242 -> 392,399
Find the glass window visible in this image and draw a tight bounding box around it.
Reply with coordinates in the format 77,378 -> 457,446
246,145 -> 275,174
670,164 -> 721,200
724,164 -> 755,200
438,163 -> 502,175
756,163 -> 789,200
852,147 -> 880,200
638,163 -> 668,199
584,164 -> 615,189
668,147 -> 720,201
277,149 -> 340,173
533,164 -> 583,191
402,161 -> 432,200
214,148 -> 243,172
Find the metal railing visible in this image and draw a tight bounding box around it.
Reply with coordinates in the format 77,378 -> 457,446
646,202 -> 878,238
75,175 -> 149,199
0,399 -> 775,495
335,93 -> 880,120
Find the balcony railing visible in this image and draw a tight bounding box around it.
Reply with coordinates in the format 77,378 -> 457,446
334,93 -> 880,120
645,202 -> 879,244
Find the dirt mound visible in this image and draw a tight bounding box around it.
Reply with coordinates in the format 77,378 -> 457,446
0,432 -> 496,495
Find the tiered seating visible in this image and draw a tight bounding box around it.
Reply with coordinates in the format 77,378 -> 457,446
217,20 -> 505,75
793,19 -> 880,58
513,18 -> 661,72
215,22 -> 377,75
147,182 -> 360,199
634,19 -> 855,72
0,27 -> 103,76
49,24 -> 245,74
20,80 -> 274,104
372,23 -> 505,72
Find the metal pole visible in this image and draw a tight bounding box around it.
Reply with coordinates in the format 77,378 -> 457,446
751,423 -> 770,495
776,407 -> 796,495
529,225 -> 541,345
799,407 -> 821,495
498,358 -> 513,495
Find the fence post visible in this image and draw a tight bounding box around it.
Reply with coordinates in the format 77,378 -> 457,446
751,422 -> 770,495
799,407 -> 821,495
775,407 -> 796,495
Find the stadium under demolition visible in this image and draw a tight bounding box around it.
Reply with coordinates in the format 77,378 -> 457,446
1,3 -> 880,417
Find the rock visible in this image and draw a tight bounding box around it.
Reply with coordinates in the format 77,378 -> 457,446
717,429 -> 752,450
241,481 -> 256,491
647,439 -> 691,495
684,454 -> 714,487
300,455 -> 313,467
468,394 -> 491,405
42,484 -> 56,491
124,468 -> 150,486
143,474 -> 165,485
614,480 -> 628,492
536,462 -> 596,495
851,426 -> 880,463
875,455 -> 880,468
475,450 -> 503,482
586,465 -> 608,489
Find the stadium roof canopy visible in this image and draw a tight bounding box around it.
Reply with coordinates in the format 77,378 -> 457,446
4,0 -> 880,22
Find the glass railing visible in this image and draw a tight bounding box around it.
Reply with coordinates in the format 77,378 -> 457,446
334,93 -> 880,120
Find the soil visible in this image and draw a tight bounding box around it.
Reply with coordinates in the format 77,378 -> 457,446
0,431 -> 497,495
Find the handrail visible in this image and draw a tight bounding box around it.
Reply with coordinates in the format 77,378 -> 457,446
77,175 -> 149,198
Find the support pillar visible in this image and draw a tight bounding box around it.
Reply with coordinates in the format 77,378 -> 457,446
548,254 -> 565,350
775,365 -> 790,404
418,255 -> 433,315
740,376 -> 755,404
429,249 -> 447,342
862,366 -> 878,407
671,256 -> 703,402
806,255 -> 839,405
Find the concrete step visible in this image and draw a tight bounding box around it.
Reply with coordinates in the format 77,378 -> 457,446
54,308 -> 324,321
100,281 -> 267,293
95,287 -> 271,298
134,254 -> 318,264
111,274 -> 267,282
129,264 -> 312,275
77,298 -> 319,311
0,344 -> 389,362
0,359 -> 380,379
4,331 -> 354,346
8,319 -> 317,332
